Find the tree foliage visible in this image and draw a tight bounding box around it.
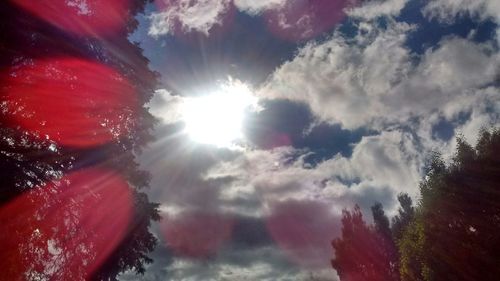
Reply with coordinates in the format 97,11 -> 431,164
332,128 -> 500,281
399,128 -> 500,281
331,204 -> 399,281
0,1 -> 160,280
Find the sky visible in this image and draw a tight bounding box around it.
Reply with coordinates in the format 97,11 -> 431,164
123,0 -> 500,280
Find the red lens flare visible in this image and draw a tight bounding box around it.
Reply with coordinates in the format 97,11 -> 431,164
264,0 -> 355,42
1,58 -> 138,148
266,200 -> 340,268
10,0 -> 130,37
160,211 -> 234,258
0,168 -> 133,280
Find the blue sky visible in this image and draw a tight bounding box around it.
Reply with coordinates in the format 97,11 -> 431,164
125,0 -> 500,280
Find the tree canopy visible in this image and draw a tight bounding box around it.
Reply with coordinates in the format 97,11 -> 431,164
332,128 -> 500,281
0,1 -> 160,280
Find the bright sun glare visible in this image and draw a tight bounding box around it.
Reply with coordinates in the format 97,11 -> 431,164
182,80 -> 258,147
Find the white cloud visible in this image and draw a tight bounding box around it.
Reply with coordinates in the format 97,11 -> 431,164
258,20 -> 414,129
446,87 -> 500,158
423,0 -> 500,45
148,89 -> 184,124
423,0 -> 500,23
233,0 -> 287,15
391,38 -> 499,118
346,0 -> 408,20
259,20 -> 499,130
207,129 -> 423,217
149,0 -> 231,36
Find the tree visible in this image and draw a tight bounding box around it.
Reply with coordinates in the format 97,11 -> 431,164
332,205 -> 398,281
332,128 -> 500,281
391,193 -> 415,241
0,1 -> 160,280
372,203 -> 399,280
398,128 -> 500,281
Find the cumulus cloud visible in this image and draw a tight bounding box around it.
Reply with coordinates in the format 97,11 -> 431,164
149,0 -> 231,36
423,0 -> 500,23
258,20 -> 414,128
346,0 -> 408,19
233,0 -> 287,15
423,0 -> 500,45
207,129 -> 423,216
147,89 -> 184,124
259,20 -> 499,130
390,37 -> 499,117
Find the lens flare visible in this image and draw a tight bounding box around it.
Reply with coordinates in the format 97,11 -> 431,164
160,211 -> 233,258
266,200 -> 340,268
1,58 -> 138,147
0,168 -> 133,280
11,0 -> 130,37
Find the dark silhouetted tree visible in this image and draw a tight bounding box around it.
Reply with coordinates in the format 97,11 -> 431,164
399,128 -> 500,281
391,193 -> 415,241
0,1 -> 160,280
372,203 -> 399,280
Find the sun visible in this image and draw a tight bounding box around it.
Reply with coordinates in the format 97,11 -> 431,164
182,80 -> 258,147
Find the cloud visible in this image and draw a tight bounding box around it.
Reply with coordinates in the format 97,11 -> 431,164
149,0 -> 231,36
258,20 -> 414,129
138,2 -> 500,279
147,89 -> 184,124
139,120 -> 424,279
233,0 -> 287,15
423,0 -> 500,45
346,0 -> 408,19
147,246 -> 336,281
124,214 -> 339,280
423,0 -> 500,23
207,129 -> 423,216
259,20 -> 499,130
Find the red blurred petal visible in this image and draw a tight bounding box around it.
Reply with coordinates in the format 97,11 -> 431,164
161,211 -> 233,258
11,0 -> 130,37
0,168 -> 133,279
1,57 -> 138,147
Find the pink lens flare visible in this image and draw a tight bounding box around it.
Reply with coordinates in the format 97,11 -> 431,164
160,210 -> 234,258
0,168 -> 134,279
266,200 -> 340,268
11,0 -> 131,37
1,57 -> 138,148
